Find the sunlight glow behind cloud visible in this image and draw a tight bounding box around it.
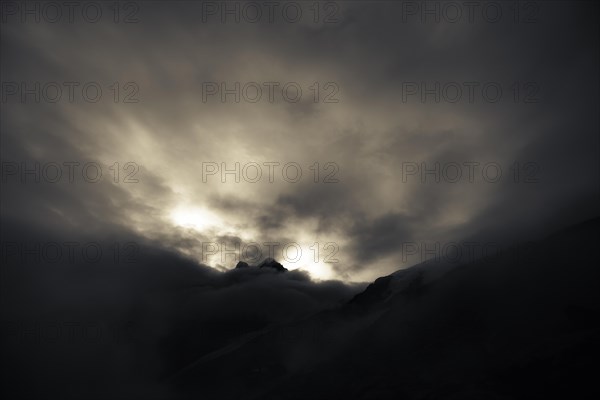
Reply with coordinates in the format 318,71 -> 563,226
170,206 -> 224,232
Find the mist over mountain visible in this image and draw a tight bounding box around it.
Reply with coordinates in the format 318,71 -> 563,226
2,216 -> 598,399
169,217 -> 600,400
1,2 -> 599,398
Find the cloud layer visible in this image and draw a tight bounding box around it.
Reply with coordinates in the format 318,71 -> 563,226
1,1 -> 598,281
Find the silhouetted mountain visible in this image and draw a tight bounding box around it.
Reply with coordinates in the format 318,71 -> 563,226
348,275 -> 394,306
257,257 -> 287,272
170,217 -> 600,400
0,218 -> 358,400
3,217 -> 599,399
233,258 -> 287,272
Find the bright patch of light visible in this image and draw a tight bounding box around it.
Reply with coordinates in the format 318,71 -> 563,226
280,239 -> 337,281
170,207 -> 224,232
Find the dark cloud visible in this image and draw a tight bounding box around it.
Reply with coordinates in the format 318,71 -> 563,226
1,1 -> 598,281
1,2 -> 599,398
347,212 -> 417,264
0,215 -> 364,398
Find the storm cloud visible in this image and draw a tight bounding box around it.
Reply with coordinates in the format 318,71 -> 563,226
1,1 -> 598,281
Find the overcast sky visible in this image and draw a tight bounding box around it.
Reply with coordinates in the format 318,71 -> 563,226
1,1 -> 598,282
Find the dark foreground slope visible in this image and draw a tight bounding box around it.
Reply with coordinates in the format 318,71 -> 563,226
0,218 -> 361,400
1,217 -> 598,399
171,218 -> 600,400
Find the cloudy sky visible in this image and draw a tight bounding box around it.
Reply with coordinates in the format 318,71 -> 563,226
1,1 -> 598,282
